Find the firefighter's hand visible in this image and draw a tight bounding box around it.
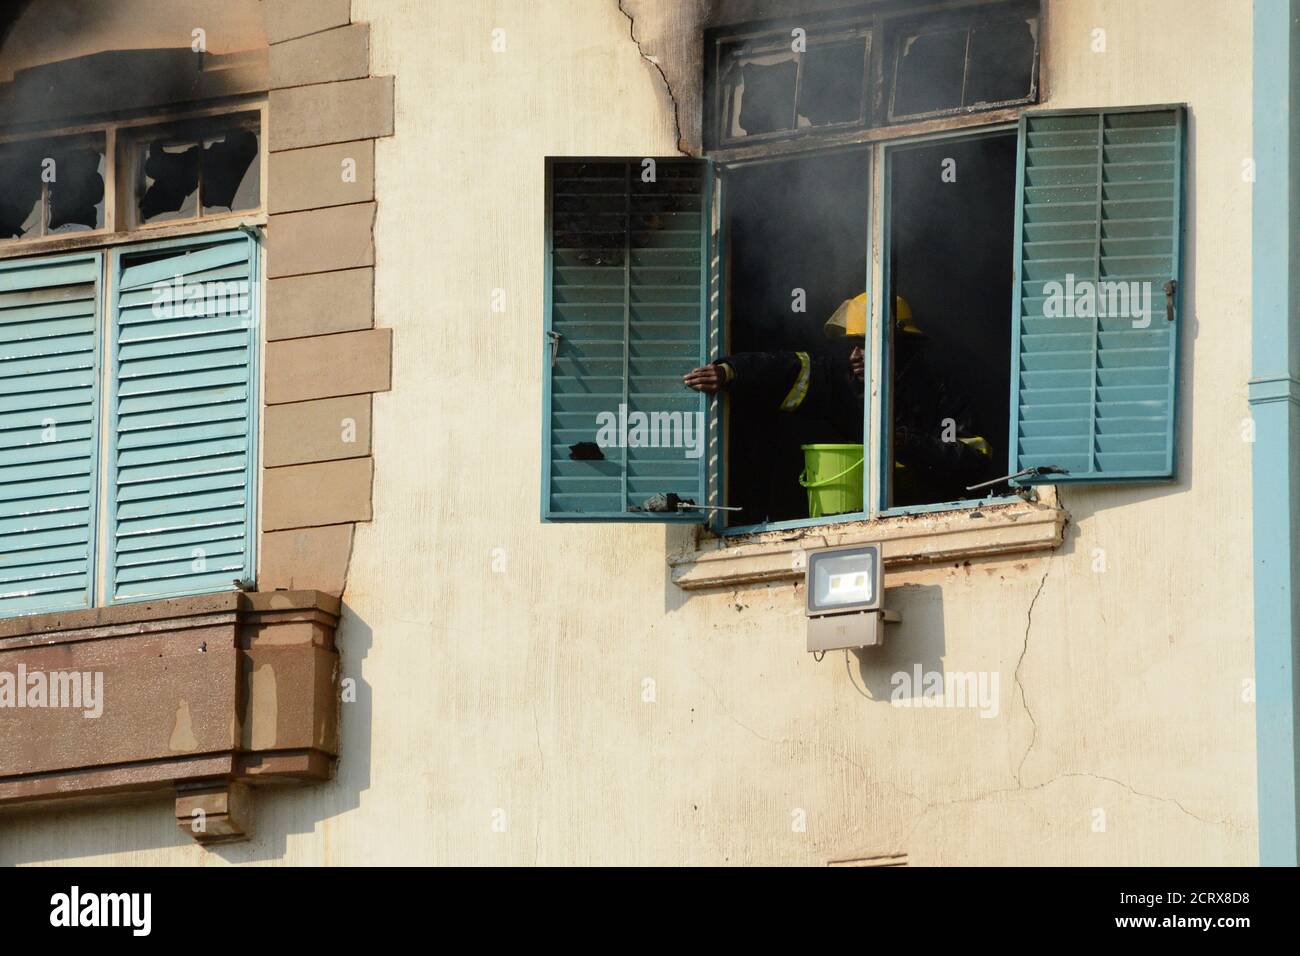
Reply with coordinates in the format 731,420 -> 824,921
684,364 -> 726,394
850,346 -> 865,382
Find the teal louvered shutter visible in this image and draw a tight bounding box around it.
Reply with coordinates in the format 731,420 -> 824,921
542,158 -> 711,521
1009,106 -> 1185,484
107,231 -> 258,601
0,253 -> 102,616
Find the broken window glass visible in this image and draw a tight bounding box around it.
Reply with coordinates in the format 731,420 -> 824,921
138,141 -> 201,223
135,115 -> 260,225
965,18 -> 1038,105
0,135 -> 104,240
0,143 -> 43,240
47,143 -> 106,233
892,29 -> 969,119
201,128 -> 260,215
711,24 -> 872,147
890,9 -> 1039,122
707,2 -> 1038,146
796,40 -> 868,128
735,56 -> 798,137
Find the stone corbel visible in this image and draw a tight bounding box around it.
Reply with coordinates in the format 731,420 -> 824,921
0,590 -> 341,844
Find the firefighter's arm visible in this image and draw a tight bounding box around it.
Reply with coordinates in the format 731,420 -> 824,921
682,362 -> 734,394
683,352 -> 805,409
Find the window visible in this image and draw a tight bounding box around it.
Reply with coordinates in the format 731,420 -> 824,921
0,104 -> 264,249
704,0 -> 1040,152
709,17 -> 872,149
1009,109 -> 1184,482
0,104 -> 264,618
541,106 -> 1186,529
0,133 -> 106,240
882,132 -> 1016,510
541,158 -> 709,521
125,113 -> 261,227
722,149 -> 869,526
0,231 -> 259,617
887,5 -> 1039,124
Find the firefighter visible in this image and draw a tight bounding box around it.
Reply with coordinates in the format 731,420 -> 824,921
681,293 -> 871,439
682,294 -> 995,503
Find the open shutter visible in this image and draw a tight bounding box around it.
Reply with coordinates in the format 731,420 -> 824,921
107,232 -> 258,601
1009,105 -> 1185,484
0,253 -> 102,616
542,157 -> 711,521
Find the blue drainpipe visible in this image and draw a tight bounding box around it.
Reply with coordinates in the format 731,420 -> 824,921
1252,0 -> 1300,867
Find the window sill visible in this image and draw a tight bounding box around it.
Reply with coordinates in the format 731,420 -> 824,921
0,212 -> 268,260
0,590 -> 340,845
669,489 -> 1067,591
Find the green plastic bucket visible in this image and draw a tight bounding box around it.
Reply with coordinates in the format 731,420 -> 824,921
798,444 -> 864,518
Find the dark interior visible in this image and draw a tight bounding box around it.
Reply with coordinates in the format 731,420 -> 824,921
724,148 -> 869,527
891,15 -> 1038,120
886,131 -> 1016,508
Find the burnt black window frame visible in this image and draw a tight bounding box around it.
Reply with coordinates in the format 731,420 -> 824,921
885,0 -> 1041,125
706,14 -> 875,151
703,0 -> 1042,534
703,0 -> 1041,155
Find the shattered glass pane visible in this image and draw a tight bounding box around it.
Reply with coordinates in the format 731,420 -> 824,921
797,40 -> 868,127
964,18 -> 1037,105
892,28 -> 968,119
733,56 -> 798,137
47,143 -> 106,234
138,141 -> 200,223
201,128 -> 260,214
0,143 -> 44,240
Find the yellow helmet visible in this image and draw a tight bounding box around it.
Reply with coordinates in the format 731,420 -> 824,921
895,296 -> 924,337
824,295 -> 916,339
824,294 -> 868,338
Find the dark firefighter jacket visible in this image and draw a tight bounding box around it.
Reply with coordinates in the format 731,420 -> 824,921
714,348 -> 996,500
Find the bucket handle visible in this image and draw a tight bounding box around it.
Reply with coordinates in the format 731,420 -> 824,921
798,457 -> 865,489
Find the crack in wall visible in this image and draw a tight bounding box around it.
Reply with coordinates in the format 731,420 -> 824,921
617,0 -> 687,155
692,630 -> 1247,865
897,769 -> 1248,860
949,771 -> 1243,834
1013,557 -> 1052,785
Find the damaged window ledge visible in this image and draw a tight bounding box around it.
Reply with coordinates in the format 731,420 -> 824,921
669,490 -> 1067,591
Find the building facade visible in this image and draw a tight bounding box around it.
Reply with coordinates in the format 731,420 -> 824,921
0,0 -> 1294,866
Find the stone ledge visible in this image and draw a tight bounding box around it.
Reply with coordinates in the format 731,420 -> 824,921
267,268 -> 374,340
269,22 -> 370,90
263,458 -> 375,530
669,497 -> 1068,591
259,525 -> 355,596
265,328 -> 392,404
269,76 -> 395,150
267,202 -> 376,278
269,140 -> 375,214
0,590 -> 342,843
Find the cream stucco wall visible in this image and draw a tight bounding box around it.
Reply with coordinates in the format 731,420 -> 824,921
1,0 -> 1257,866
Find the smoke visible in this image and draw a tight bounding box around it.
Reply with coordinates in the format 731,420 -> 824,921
726,149 -> 869,356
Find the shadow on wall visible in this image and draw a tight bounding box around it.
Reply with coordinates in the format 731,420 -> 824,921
0,605 -> 375,866
847,583 -> 946,702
